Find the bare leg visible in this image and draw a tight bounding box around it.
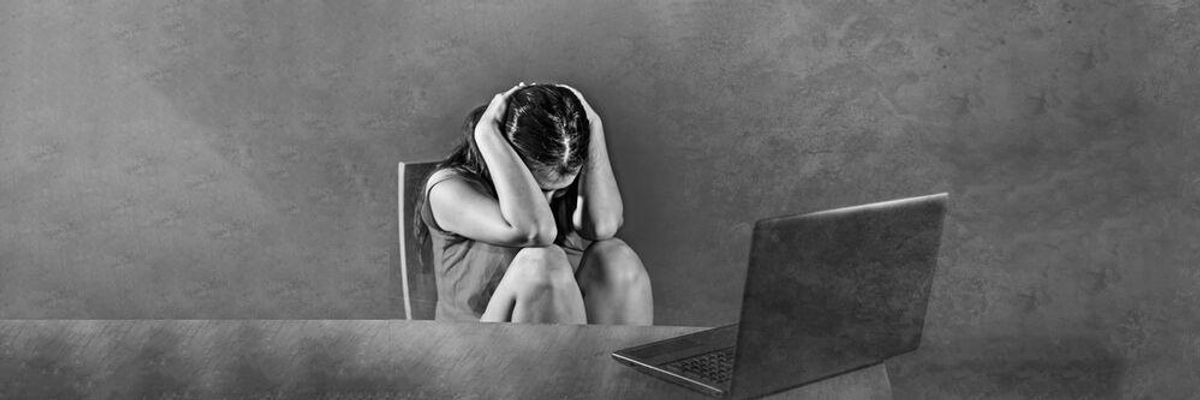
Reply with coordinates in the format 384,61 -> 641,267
481,245 -> 587,324
575,238 -> 653,325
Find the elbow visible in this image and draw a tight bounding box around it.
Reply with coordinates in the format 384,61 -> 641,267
526,231 -> 557,247
581,215 -> 623,241
518,221 -> 558,247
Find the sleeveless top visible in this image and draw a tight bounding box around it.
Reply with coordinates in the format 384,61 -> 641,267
419,169 -> 586,321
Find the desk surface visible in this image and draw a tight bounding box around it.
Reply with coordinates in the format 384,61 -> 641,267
0,320 -> 890,399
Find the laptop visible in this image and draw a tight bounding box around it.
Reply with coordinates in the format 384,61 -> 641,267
612,193 -> 948,398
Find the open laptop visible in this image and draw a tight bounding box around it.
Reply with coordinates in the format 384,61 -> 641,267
612,193 -> 948,398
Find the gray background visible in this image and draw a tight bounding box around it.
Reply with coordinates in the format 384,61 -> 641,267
1,0 -> 1196,398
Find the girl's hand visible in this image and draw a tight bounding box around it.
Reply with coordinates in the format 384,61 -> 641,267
557,84 -> 622,240
557,84 -> 602,126
476,82 -> 528,136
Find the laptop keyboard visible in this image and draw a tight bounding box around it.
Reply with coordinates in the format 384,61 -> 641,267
663,347 -> 736,384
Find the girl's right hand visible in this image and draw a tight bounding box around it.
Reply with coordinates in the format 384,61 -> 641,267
475,82 -> 528,137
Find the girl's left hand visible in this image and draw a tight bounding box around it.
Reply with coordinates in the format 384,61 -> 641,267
557,84 -> 602,126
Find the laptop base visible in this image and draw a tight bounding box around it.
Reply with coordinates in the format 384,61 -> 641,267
611,324 -> 739,397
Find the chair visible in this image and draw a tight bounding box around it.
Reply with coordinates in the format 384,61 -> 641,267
396,160 -> 441,320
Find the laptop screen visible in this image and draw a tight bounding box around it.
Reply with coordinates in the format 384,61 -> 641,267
731,193 -> 947,398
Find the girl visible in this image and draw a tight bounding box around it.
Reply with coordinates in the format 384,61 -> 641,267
416,82 -> 653,325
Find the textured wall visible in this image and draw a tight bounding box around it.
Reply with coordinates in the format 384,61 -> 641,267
1,0 -> 1197,397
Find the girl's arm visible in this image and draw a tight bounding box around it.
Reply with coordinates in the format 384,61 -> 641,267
561,85 -> 624,240
428,83 -> 558,247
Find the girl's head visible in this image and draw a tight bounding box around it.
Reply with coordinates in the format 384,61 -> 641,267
501,84 -> 590,196
445,84 -> 590,196
417,83 -> 591,248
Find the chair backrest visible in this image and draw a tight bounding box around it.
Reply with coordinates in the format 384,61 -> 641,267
397,160 -> 440,320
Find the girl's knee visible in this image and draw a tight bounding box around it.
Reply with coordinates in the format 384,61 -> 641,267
585,238 -> 649,287
513,245 -> 569,268
588,238 -> 638,262
508,245 -> 576,292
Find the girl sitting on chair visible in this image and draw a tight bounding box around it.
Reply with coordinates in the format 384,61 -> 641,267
415,82 -> 653,325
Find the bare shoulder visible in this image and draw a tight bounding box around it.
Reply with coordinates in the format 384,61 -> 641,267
426,169 -> 492,207
424,168 -> 458,192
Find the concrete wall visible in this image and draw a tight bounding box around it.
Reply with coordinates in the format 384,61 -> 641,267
1,0 -> 1196,397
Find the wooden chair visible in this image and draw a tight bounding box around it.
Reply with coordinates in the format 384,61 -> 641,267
396,160 -> 441,320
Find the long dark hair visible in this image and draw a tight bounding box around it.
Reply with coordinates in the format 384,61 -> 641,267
414,84 -> 591,250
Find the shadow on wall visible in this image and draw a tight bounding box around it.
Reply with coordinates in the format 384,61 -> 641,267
890,335 -> 1125,399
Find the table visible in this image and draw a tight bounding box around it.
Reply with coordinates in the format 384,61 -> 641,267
0,320 -> 891,399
